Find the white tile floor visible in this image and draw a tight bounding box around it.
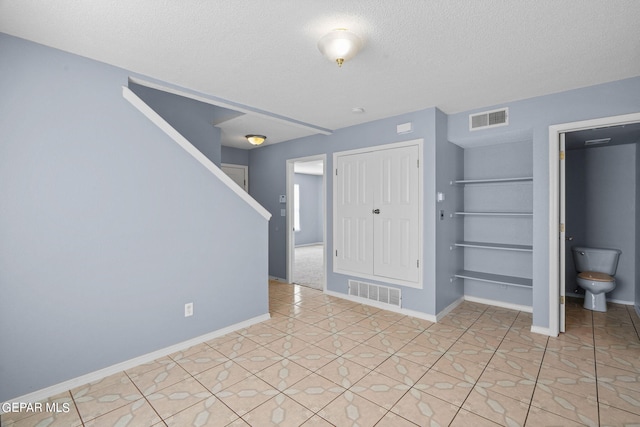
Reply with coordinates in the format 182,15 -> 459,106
2,282 -> 640,426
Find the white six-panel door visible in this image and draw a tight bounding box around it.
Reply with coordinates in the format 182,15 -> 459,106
334,142 -> 421,286
335,152 -> 373,275
373,145 -> 420,282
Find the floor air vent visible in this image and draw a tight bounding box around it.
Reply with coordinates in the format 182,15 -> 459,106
469,107 -> 508,131
348,280 -> 401,308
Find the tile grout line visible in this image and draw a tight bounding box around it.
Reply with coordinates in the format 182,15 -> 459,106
433,304 -> 491,424
123,369 -> 167,426
452,305 -> 523,426
522,315 -> 550,427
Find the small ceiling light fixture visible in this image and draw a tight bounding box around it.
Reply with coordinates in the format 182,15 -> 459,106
318,29 -> 363,67
246,134 -> 267,146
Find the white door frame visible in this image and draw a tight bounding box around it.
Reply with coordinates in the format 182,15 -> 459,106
548,112 -> 640,336
286,154 -> 327,289
221,163 -> 249,192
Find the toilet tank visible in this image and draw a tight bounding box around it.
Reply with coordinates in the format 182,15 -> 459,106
571,246 -> 621,275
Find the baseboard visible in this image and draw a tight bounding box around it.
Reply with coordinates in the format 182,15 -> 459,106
269,276 -> 288,283
436,297 -> 464,322
608,298 -> 635,306
324,290 -> 437,322
463,295 -> 533,313
2,313 -> 270,408
567,293 -> 635,306
530,325 -> 555,337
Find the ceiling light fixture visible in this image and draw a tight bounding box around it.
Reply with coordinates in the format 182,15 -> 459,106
245,134 -> 266,146
317,29 -> 363,67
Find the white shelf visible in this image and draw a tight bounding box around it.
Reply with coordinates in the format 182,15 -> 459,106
455,270 -> 532,289
451,177 -> 533,185
454,212 -> 533,217
454,241 -> 533,252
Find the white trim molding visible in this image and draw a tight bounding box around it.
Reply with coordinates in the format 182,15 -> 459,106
286,154 -> 327,289
332,138 -> 424,289
436,297 -> 464,322
324,290 -> 438,323
128,77 -> 333,136
2,313 -> 270,409
464,295 -> 533,314
548,112 -> 640,336
530,325 -> 555,337
122,86 -> 271,221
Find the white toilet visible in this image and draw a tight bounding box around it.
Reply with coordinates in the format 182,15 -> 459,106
571,246 -> 621,312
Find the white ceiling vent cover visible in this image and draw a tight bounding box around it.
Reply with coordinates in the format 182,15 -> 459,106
469,108 -> 509,131
348,280 -> 401,308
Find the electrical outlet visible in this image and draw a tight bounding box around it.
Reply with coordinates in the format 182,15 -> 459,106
184,302 -> 193,317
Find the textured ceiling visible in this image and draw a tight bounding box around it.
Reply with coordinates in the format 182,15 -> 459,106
2,0 -> 639,149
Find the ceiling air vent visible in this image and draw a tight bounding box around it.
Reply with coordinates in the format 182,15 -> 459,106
469,108 -> 509,131
584,138 -> 611,146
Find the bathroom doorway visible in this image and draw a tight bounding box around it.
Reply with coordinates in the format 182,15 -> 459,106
286,155 -> 326,290
549,113 -> 640,335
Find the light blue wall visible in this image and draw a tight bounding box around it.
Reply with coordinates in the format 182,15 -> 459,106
460,141 -> 534,307
222,146 -> 250,166
566,144 -> 637,303
0,34 -> 269,401
250,108 -> 441,314
129,82 -> 222,166
435,110 -> 465,312
448,76 -> 640,328
294,173 -> 323,246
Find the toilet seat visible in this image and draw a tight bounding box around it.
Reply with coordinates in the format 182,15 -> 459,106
578,271 -> 613,282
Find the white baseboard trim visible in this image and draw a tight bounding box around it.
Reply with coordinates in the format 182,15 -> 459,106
463,295 -> 533,313
608,298 -> 635,306
324,290 -> 437,322
3,313 -> 270,408
567,293 -> 635,306
436,297 -> 464,322
531,325 -> 555,337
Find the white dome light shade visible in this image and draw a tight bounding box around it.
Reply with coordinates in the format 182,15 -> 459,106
317,29 -> 363,67
245,134 -> 266,145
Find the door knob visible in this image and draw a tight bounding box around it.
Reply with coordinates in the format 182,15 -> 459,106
566,236 -> 574,241
372,208 -> 381,214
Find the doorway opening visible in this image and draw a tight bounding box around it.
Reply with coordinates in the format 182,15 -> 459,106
286,155 -> 326,290
548,112 -> 640,336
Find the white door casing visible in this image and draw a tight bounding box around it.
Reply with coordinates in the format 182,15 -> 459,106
334,140 -> 422,288
221,164 -> 248,192
559,133 -> 566,333
547,112 -> 640,337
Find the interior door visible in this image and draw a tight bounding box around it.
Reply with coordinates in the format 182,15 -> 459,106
559,133 -> 566,333
221,164 -> 248,192
373,145 -> 420,282
335,153 -> 374,275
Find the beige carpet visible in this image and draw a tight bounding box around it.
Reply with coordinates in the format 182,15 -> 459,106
293,244 -> 324,290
